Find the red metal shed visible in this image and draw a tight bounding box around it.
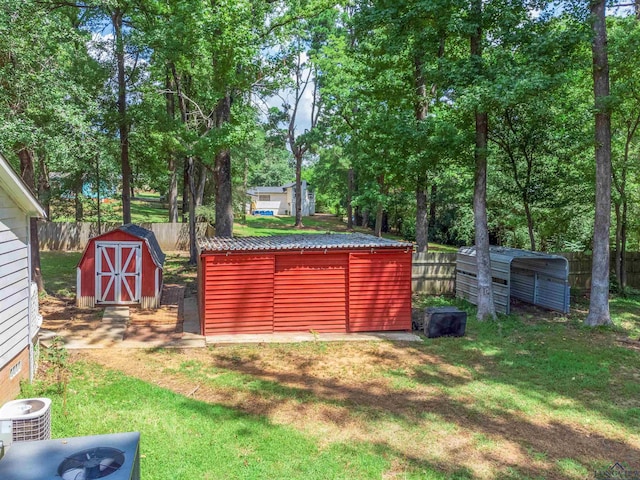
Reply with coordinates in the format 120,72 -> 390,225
76,224 -> 166,309
198,233 -> 412,335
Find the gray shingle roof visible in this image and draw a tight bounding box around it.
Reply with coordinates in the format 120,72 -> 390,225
118,224 -> 166,268
199,233 -> 412,253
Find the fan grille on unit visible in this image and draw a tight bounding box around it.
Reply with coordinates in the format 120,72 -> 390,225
57,447 -> 125,480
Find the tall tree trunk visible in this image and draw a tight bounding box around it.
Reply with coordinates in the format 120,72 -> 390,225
613,114 -> 637,291
196,161 -> 207,207
37,152 -> 50,218
416,175 -> 429,253
165,67 -> 178,223
214,94 -> 233,237
187,156 -> 197,265
621,200 -> 627,290
74,172 -> 83,222
168,156 -> 178,223
471,0 -> 495,321
171,66 -> 190,225
374,174 -> 385,237
242,155 -> 249,222
346,167 -> 354,230
614,201 -> 621,288
95,154 -> 102,235
414,52 -> 429,252
294,151 -> 303,227
17,147 -> 44,293
524,199 -> 535,251
355,207 -> 363,227
473,110 -> 495,321
113,8 -> 131,225
428,184 -> 437,229
182,160 -> 189,223
585,0 -> 612,326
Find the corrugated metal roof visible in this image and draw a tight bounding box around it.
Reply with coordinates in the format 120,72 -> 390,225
458,245 -> 568,263
199,233 -> 412,253
456,245 -> 569,314
118,224 -> 166,268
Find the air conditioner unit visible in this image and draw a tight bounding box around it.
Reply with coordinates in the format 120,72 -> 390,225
0,431 -> 141,480
0,398 -> 51,446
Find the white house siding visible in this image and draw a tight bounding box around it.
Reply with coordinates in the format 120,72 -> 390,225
0,188 -> 30,377
252,193 -> 289,215
249,182 -> 316,217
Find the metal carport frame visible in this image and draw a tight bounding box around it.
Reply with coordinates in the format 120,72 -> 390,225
456,246 -> 570,315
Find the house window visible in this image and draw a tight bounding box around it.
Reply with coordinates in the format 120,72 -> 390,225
9,360 -> 22,379
259,195 -> 270,201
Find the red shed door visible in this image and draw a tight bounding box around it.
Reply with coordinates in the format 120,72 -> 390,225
274,253 -> 347,333
95,241 -> 142,304
348,251 -> 412,332
201,254 -> 275,335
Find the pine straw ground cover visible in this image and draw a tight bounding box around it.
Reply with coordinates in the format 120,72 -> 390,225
26,296 -> 640,480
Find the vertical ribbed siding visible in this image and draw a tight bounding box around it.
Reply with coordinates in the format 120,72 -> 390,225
348,252 -> 412,332
274,253 -> 347,333
202,254 -> 274,335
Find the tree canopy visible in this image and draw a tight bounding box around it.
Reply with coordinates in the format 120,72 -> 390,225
1,0 -> 637,321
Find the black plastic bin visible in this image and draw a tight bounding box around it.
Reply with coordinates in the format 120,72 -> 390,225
413,306 -> 467,338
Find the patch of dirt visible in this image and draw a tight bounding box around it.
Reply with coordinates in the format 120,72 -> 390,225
129,284 -> 184,327
70,342 -> 640,480
40,296 -> 103,332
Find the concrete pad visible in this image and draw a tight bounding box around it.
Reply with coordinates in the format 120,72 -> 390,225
119,337 -> 206,349
182,298 -> 200,334
206,331 -> 422,345
102,306 -> 130,323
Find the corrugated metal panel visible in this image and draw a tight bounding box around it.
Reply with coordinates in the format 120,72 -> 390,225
535,275 -> 570,313
274,253 -> 347,333
202,254 -> 274,335
348,252 -> 412,332
456,246 -> 570,315
511,268 -> 535,303
455,270 -> 510,314
456,249 -> 511,314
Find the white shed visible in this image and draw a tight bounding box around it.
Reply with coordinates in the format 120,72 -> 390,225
0,153 -> 46,405
456,246 -> 570,315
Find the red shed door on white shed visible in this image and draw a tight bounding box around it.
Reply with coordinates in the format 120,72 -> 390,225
95,241 -> 142,304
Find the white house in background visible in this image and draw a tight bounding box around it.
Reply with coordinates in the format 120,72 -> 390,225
248,181 -> 316,216
0,153 -> 46,405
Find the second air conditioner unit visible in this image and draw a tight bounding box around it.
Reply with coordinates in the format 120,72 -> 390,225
0,397 -> 52,446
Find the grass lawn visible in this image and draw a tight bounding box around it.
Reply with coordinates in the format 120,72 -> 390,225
52,196 -> 170,224
234,213 -> 456,251
39,251 -> 82,297
29,291 -> 640,479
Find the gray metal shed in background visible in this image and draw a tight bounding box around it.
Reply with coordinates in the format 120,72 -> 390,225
456,246 -> 570,314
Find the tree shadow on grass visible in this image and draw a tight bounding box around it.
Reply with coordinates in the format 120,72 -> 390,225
203,319 -> 640,478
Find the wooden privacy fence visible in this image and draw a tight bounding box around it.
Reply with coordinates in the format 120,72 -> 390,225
412,252 -> 457,295
37,225 -> 640,291
562,252 -> 640,291
38,222 -> 209,252
411,251 -> 640,295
